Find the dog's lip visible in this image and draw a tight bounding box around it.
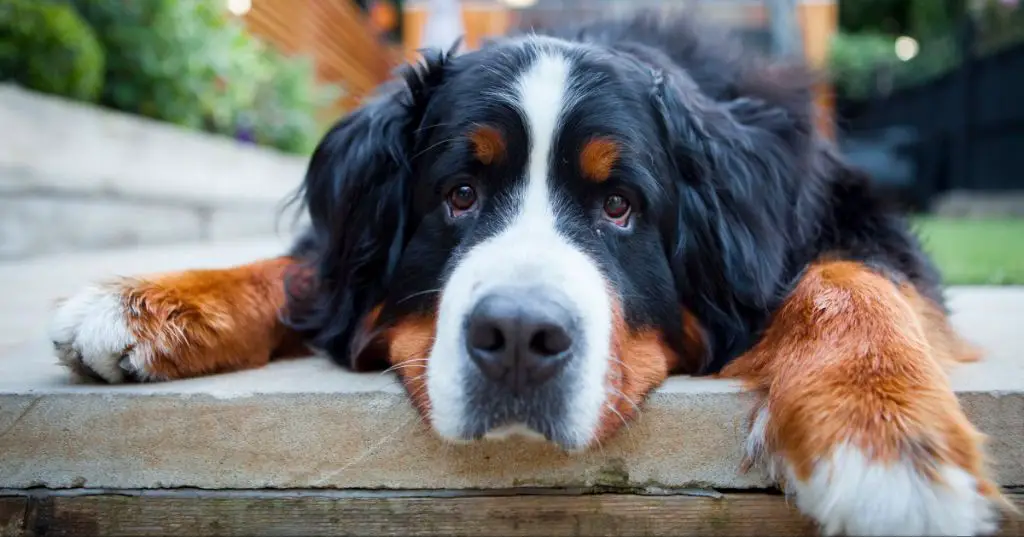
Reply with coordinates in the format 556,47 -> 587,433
449,421 -> 592,452
482,423 -> 548,442
438,432 -> 593,454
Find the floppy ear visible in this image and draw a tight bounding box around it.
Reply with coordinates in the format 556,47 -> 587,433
284,50 -> 450,369
652,64 -> 818,361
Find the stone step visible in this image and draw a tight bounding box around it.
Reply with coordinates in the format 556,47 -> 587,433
0,239 -> 1021,492
0,84 -> 308,259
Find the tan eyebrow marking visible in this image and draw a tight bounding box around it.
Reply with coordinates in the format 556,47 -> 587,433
469,125 -> 506,165
580,137 -> 619,182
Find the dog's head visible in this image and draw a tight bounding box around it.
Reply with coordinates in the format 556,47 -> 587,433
287,30 -> 818,451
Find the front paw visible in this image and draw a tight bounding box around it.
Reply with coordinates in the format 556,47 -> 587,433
745,406 -> 1005,536
792,445 -> 997,536
49,281 -> 157,383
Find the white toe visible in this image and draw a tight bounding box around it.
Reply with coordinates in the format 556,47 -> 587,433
49,283 -> 150,383
747,411 -> 998,536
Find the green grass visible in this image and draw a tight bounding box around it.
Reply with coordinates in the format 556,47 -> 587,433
912,217 -> 1024,285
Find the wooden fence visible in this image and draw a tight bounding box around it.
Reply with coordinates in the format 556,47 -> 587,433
837,30 -> 1024,200
237,0 -> 837,135
241,0 -> 401,113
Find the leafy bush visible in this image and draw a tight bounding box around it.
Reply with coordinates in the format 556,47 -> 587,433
65,0 -> 340,154
66,0 -> 260,130
243,49 -> 343,155
897,35 -> 961,86
0,0 -> 104,101
828,32 -> 900,99
829,31 -> 962,99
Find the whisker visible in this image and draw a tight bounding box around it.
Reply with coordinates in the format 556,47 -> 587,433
396,288 -> 442,305
388,358 -> 430,366
605,399 -> 642,453
413,120 -> 459,135
613,356 -> 641,379
405,381 -> 431,401
606,402 -> 631,431
395,371 -> 428,389
412,136 -> 460,161
381,360 -> 429,375
610,386 -> 642,415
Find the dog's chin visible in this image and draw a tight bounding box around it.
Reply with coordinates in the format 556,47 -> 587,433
482,423 -> 549,442
429,420 -> 604,453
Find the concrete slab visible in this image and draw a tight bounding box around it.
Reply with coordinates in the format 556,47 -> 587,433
0,84 -> 305,206
0,240 -> 1021,491
0,84 -> 309,259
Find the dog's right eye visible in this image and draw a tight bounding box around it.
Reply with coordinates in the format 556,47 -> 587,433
602,193 -> 632,227
447,184 -> 478,216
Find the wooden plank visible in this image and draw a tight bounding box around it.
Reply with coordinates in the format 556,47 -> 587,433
6,490 -> 1023,537
402,4 -> 512,59
796,1 -> 838,140
242,0 -> 396,112
0,497 -> 27,537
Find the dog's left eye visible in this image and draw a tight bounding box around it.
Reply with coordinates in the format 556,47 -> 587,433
602,194 -> 631,226
447,184 -> 478,216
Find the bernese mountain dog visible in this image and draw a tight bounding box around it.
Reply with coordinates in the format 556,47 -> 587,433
48,12 -> 1012,535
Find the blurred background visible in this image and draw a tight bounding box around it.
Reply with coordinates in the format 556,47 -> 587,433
0,0 -> 1021,285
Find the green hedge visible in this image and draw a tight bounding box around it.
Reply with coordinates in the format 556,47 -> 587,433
828,31 -> 962,100
58,0 -> 339,154
246,51 -> 341,155
0,0 -> 105,102
67,0 -> 264,132
828,32 -> 899,99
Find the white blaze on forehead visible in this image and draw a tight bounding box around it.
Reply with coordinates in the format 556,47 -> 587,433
514,50 -> 573,226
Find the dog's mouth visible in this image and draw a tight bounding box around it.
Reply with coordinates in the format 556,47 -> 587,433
384,303 -> 672,453
468,422 -> 572,448
432,383 -> 648,452
420,351 -> 655,453
454,408 -> 596,452
434,378 -> 600,451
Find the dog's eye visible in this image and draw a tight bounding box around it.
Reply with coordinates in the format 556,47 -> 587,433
447,184 -> 478,216
602,194 -> 631,226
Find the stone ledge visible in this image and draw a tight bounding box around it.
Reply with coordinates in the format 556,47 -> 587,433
0,241 -> 1021,491
0,84 -> 306,206
0,85 -> 309,258
0,195 -> 301,260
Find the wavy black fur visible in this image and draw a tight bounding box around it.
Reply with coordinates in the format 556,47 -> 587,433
282,12 -> 943,374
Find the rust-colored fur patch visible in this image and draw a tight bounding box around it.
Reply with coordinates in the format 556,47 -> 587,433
382,315 -> 437,417
595,297 -> 679,443
469,125 -> 505,165
720,260 -> 1002,503
579,137 -> 619,182
121,257 -> 310,379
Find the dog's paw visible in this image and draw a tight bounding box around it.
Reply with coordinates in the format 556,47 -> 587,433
49,281 -> 157,383
786,443 -> 997,536
746,406 -> 1002,537
48,262 -> 294,383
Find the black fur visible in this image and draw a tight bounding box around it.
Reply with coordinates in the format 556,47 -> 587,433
283,48 -> 454,367
283,12 -> 944,376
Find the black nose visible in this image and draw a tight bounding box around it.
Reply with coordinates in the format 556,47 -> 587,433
465,291 -> 576,392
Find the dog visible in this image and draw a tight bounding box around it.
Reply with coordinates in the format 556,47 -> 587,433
48,12 -> 1011,535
